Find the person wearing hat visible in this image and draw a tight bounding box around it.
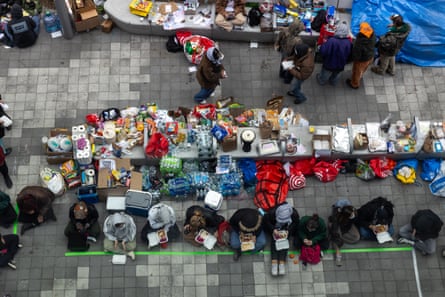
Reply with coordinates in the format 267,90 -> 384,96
194,47 -> 227,104
356,196 -> 395,241
274,19 -> 305,84
16,186 -> 57,235
397,209 -> 443,255
346,22 -> 376,89
263,203 -> 299,276
141,203 -> 180,249
182,205 -> 225,247
64,201 -> 101,251
285,43 -> 315,104
229,208 -> 266,261
0,233 -> 23,270
5,3 -> 39,48
371,14 -> 411,76
317,21 -> 353,86
103,212 -> 137,260
0,190 -> 17,228
214,0 -> 246,32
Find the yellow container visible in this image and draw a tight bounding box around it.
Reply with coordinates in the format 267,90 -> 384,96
129,0 -> 153,17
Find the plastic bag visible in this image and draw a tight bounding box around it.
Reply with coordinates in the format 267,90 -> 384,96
193,103 -> 216,120
183,35 -> 215,64
145,132 -> 169,158
299,244 -> 321,265
369,158 -> 396,178
393,159 -> 418,184
355,159 -> 375,181
420,158 -> 441,182
291,158 -> 316,176
289,172 -> 306,190
237,158 -> 257,187
313,161 -> 339,183
40,168 -> 66,197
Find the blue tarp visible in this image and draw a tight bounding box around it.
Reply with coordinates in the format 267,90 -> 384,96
351,0 -> 445,67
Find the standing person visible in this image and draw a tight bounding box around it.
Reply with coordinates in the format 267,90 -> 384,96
328,199 -> 360,266
356,196 -> 395,241
274,19 -> 305,84
64,201 -> 101,251
0,95 -> 13,156
229,208 -> 266,261
285,43 -> 315,104
103,212 -> 137,260
346,22 -> 376,89
141,203 -> 180,249
194,47 -> 227,104
397,209 -> 443,255
0,190 -> 17,228
0,233 -> 22,270
5,3 -> 40,48
214,0 -> 246,32
0,139 -> 12,188
16,186 -> 57,235
316,21 -> 353,86
371,14 -> 411,76
263,203 -> 299,276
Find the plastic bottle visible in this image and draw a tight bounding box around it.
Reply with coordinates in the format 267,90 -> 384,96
43,11 -> 61,33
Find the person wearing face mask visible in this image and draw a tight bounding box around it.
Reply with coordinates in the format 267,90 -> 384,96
194,47 -> 227,104
103,212 -> 137,260
328,199 -> 360,266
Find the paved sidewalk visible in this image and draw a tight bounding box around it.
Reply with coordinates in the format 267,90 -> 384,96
0,27 -> 444,297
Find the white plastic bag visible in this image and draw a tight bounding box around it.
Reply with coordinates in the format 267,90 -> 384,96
40,168 -> 66,197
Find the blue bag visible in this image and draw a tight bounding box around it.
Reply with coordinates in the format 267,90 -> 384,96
420,159 -> 441,182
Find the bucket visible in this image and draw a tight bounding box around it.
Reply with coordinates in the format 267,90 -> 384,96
43,11 -> 61,33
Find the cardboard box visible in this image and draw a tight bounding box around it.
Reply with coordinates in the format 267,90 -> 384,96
101,19 -> 113,33
80,9 -> 98,21
46,128 -> 74,164
74,16 -> 101,32
312,132 -> 332,156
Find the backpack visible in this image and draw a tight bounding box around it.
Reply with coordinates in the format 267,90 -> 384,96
248,7 -> 262,27
378,34 -> 398,55
311,9 -> 327,32
254,161 -> 289,211
166,35 -> 183,53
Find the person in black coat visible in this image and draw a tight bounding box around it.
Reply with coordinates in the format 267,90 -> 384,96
398,209 -> 443,255
356,197 -> 394,240
0,190 -> 17,227
183,205 -> 225,248
0,95 -> 13,156
263,203 -> 299,276
0,233 -> 22,270
5,3 -> 39,48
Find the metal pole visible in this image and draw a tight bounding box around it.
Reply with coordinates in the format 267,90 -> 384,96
55,0 -> 75,39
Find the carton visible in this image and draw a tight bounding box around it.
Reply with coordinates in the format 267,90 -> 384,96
46,128 -> 74,164
312,131 -> 332,156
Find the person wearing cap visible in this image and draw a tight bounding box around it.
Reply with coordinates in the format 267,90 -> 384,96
285,43 -> 315,104
346,22 -> 376,89
103,212 -> 137,260
16,186 -> 57,235
274,19 -> 305,84
5,3 -> 39,48
141,203 -> 180,249
397,209 -> 443,255
64,201 -> 101,251
194,47 -> 227,104
371,14 -> 411,76
0,233 -> 23,270
263,203 -> 299,276
229,208 -> 266,261
0,190 -> 16,228
328,199 -> 360,266
356,196 -> 395,240
182,205 -> 225,247
316,21 -> 353,86
214,0 -> 246,32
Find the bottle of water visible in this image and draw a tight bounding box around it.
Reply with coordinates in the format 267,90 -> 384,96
44,11 -> 61,33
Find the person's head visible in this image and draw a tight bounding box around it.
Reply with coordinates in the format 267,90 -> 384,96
10,3 -> 23,19
206,47 -> 224,65
239,212 -> 262,233
375,206 -> 390,225
294,43 -> 309,59
306,214 -> 320,232
20,194 -> 36,214
148,203 -> 172,229
359,22 -> 373,38
73,202 -> 88,220
288,19 -> 305,36
335,21 -> 349,38
337,205 -> 355,224
275,203 -> 293,227
390,14 -> 403,26
189,209 -> 206,229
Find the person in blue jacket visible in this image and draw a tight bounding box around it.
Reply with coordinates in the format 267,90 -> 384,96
316,21 -> 353,86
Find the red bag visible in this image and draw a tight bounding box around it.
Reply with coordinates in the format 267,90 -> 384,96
313,161 -> 339,183
369,158 -> 396,178
254,161 -> 289,211
299,244 -> 321,264
291,158 -> 316,176
216,221 -> 231,246
193,103 -> 216,120
176,31 -> 192,45
145,132 -> 169,158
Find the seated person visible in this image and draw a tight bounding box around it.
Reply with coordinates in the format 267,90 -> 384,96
356,196 -> 394,241
183,205 -> 225,248
215,0 -> 246,32
64,201 -> 101,251
0,190 -> 17,228
141,203 -> 180,249
229,208 -> 266,261
103,212 -> 137,260
16,186 -> 57,235
328,199 -> 360,266
21,0 -> 42,16
0,233 -> 22,270
5,3 -> 39,48
398,209 -> 443,255
263,203 -> 299,276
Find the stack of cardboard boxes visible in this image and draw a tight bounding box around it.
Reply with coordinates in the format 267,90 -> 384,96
71,0 -> 101,32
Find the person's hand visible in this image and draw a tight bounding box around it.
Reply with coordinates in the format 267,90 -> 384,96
303,238 -> 312,246
85,223 -> 90,229
75,222 -> 83,231
412,228 -> 416,237
184,224 -> 191,234
221,70 -> 228,78
1,236 -> 5,245
114,240 -> 119,249
122,241 -> 127,251
37,215 -> 44,223
273,229 -> 280,238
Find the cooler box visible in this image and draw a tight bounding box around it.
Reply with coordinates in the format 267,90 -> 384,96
77,185 -> 99,203
125,190 -> 152,217
106,196 -> 126,213
204,190 -> 223,211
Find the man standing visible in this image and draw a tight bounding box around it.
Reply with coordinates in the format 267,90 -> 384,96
371,14 -> 411,76
346,22 -> 375,89
286,43 -> 315,104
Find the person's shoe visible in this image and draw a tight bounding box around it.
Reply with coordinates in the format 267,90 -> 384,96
316,74 -> 326,85
335,254 -> 343,267
127,251 -> 136,261
371,66 -> 384,75
4,148 -> 12,156
271,263 -> 278,276
294,97 -> 307,104
7,261 -> 16,270
87,236 -> 97,243
386,69 -> 395,76
47,209 -> 57,221
21,223 -> 35,235
199,100 -> 207,104
345,79 -> 358,89
442,248 -> 445,257
397,237 -> 415,245
302,262 -> 307,271
320,251 -> 324,258
278,263 -> 286,275
233,249 -> 242,261
17,243 -> 23,248
287,91 -> 296,97
4,175 -> 12,189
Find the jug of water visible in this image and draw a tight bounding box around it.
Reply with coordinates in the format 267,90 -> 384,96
43,11 -> 61,33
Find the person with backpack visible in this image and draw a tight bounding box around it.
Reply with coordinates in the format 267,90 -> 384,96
397,209 -> 443,255
316,21 -> 353,86
274,19 -> 305,84
214,0 -> 246,32
263,203 -> 299,276
356,197 -> 395,241
5,3 -> 39,48
346,22 -> 376,89
371,14 -> 411,76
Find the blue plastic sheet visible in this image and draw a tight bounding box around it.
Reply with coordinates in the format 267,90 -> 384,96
351,0 -> 445,67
